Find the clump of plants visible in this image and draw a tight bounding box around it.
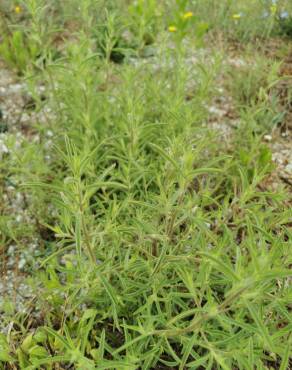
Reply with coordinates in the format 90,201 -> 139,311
0,1 -> 291,369
0,29 -> 40,73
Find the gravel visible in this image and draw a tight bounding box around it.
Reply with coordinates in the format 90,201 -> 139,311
0,62 -> 53,323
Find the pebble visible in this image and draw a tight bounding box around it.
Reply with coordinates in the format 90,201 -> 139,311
0,137 -> 9,158
285,163 -> 292,173
208,105 -> 226,117
264,134 -> 272,142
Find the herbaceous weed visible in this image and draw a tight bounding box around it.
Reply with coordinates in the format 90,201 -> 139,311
0,0 -> 291,369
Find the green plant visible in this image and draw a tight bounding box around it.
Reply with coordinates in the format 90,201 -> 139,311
224,53 -> 284,132
166,0 -> 209,47
0,29 -> 39,73
128,0 -> 162,50
0,1 -> 292,369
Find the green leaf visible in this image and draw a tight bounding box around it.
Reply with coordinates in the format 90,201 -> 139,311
148,142 -> 181,172
245,301 -> 274,352
29,345 -> 48,358
43,327 -> 71,350
0,350 -> 14,362
21,334 -> 34,353
197,252 -> 240,282
279,336 -> 291,370
180,334 -> 198,369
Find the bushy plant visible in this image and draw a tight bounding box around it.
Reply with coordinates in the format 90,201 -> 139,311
0,1 -> 291,369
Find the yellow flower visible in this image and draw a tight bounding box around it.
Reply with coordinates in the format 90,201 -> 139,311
168,26 -> 177,32
270,5 -> 277,15
232,13 -> 241,20
15,5 -> 22,14
183,11 -> 193,20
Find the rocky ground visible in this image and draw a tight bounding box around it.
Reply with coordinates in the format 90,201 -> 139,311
0,60 -> 54,320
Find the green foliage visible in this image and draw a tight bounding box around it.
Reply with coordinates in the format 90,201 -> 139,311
167,1 -> 209,44
0,1 -> 291,369
128,0 -> 162,48
0,29 -> 39,73
225,54 -> 284,132
0,333 -> 14,363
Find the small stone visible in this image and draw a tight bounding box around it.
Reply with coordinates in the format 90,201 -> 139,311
285,163 -> 292,173
7,245 -> 15,255
264,134 -> 272,142
15,214 -> 23,223
208,106 -> 226,117
0,141 -> 9,157
18,258 -> 26,270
